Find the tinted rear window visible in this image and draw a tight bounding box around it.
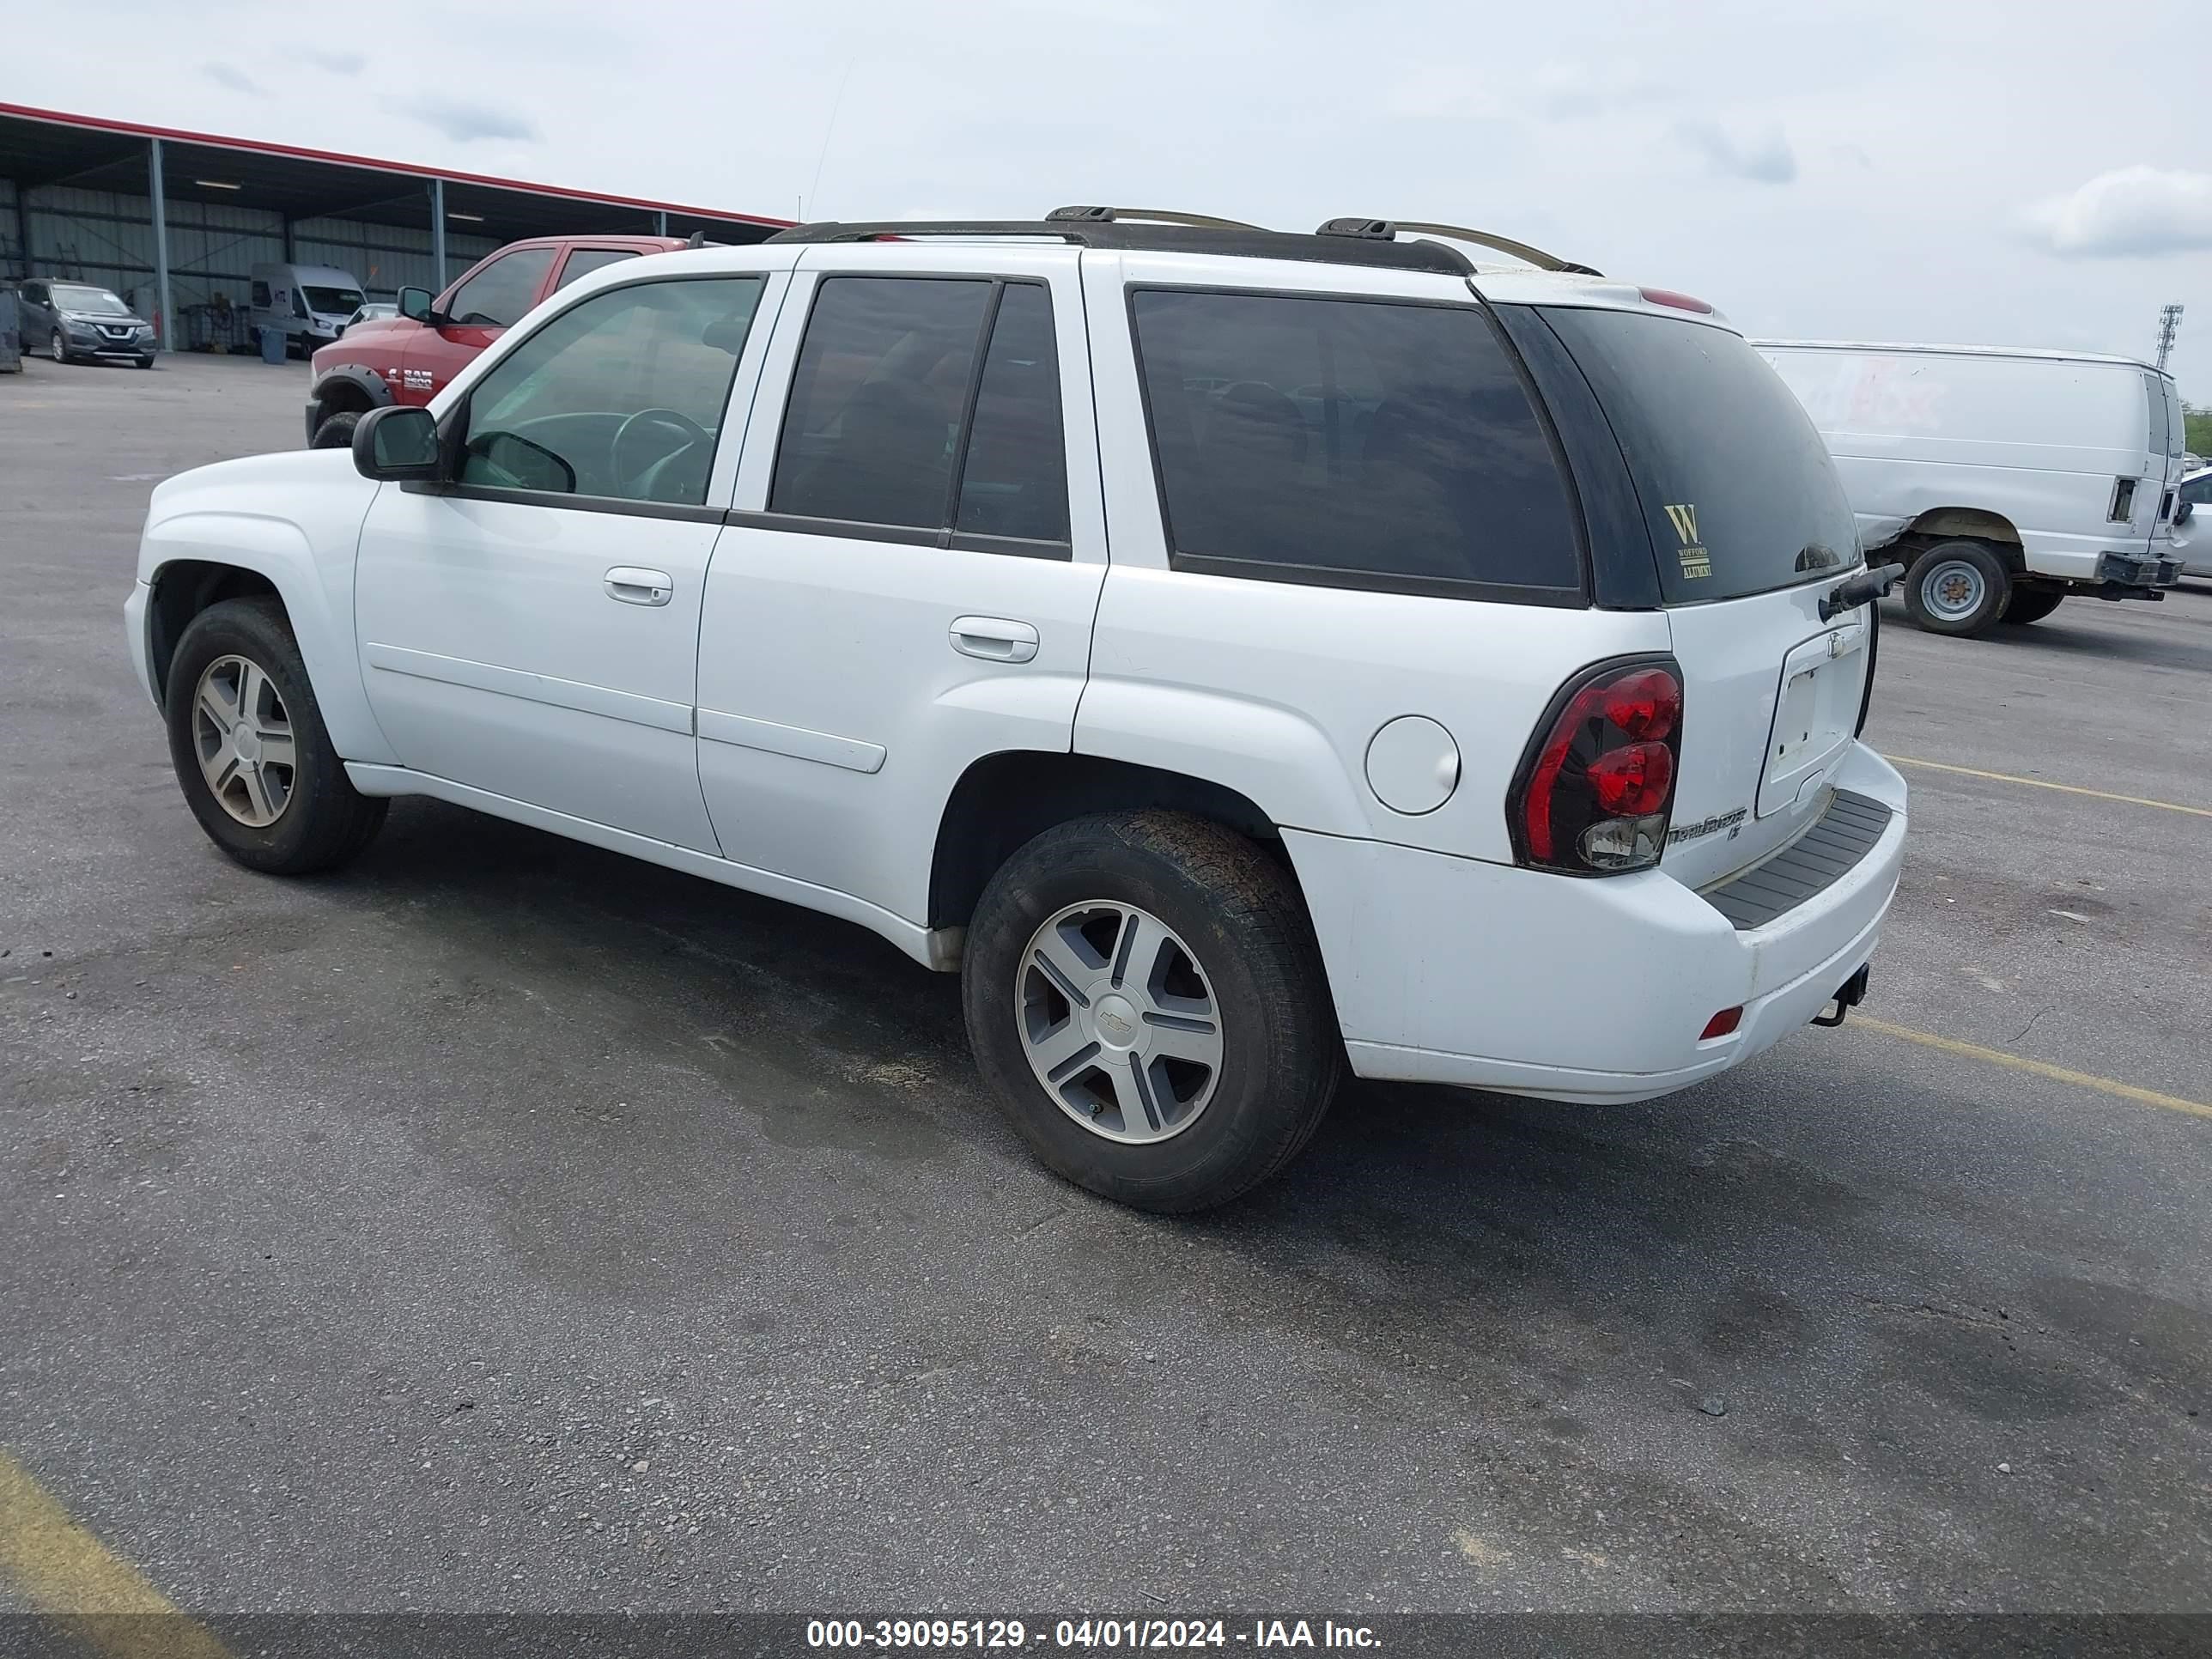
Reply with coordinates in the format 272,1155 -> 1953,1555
1541,307 -> 1859,603
1131,290 -> 1583,599
771,276 -> 992,529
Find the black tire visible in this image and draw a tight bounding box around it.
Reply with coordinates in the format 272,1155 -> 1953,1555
48,330 -> 68,365
310,410 -> 360,450
1902,539 -> 2012,636
134,356 -> 155,370
2001,586 -> 2064,625
164,597 -> 387,875
962,810 -> 1342,1213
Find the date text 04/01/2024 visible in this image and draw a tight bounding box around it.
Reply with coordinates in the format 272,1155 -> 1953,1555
805,1618 -> 1381,1650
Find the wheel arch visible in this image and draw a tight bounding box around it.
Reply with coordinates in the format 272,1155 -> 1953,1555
307,363 -> 392,433
927,750 -> 1297,934
1899,508 -> 2024,572
149,559 -> 281,696
143,527 -> 396,764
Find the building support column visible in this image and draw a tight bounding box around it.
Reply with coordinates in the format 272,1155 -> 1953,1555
148,137 -> 173,353
654,210 -> 668,238
428,177 -> 447,289
283,216 -> 297,263
11,186 -> 31,281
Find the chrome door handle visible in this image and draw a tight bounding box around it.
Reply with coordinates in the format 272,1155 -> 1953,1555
605,567 -> 673,607
950,616 -> 1040,663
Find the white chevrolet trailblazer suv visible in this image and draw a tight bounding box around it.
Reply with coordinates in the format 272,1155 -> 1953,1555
125,209 -> 1909,1212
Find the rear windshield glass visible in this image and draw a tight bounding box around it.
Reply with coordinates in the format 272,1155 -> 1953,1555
1132,290 -> 1583,599
1540,307 -> 1859,603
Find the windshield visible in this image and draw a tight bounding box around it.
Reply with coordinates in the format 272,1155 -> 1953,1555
55,285 -> 131,316
303,286 -> 365,315
1540,307 -> 1861,603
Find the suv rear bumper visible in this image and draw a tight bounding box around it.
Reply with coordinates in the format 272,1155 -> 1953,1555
1287,742 -> 1907,1104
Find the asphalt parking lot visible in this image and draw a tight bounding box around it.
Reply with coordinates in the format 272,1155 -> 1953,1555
3,355 -> 2209,1619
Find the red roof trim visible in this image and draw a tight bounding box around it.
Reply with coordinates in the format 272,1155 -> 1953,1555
0,100 -> 792,228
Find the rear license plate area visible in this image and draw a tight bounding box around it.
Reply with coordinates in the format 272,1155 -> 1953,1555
1757,624 -> 1867,818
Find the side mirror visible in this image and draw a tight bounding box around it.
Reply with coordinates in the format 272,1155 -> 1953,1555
352,404 -> 441,482
2177,500 -> 2194,526
397,286 -> 436,324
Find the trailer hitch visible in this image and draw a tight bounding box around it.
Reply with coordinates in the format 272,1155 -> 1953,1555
1810,963 -> 1871,1028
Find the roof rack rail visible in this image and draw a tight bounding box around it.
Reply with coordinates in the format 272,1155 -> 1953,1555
1047,204 -> 1263,229
1366,220 -> 1602,277
763,218 -> 1476,276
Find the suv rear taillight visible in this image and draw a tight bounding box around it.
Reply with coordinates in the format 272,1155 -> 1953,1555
1508,656 -> 1684,875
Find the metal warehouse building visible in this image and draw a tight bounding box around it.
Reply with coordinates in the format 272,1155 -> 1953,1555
0,101 -> 787,351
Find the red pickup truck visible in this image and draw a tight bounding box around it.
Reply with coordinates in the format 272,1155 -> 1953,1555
304,234 -> 696,447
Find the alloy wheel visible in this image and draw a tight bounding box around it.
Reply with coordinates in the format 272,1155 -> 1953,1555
1015,900 -> 1224,1144
191,654 -> 297,828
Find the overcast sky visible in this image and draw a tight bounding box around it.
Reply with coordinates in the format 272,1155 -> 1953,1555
18,0 -> 2212,399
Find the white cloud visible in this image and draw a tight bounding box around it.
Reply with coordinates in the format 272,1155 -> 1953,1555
1675,122 -> 1796,185
2021,166 -> 2212,258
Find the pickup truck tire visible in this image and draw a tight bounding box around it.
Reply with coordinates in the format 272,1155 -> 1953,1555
2001,586 -> 2065,625
310,410 -> 360,450
164,597 -> 387,875
962,810 -> 1342,1213
1903,540 -> 2012,636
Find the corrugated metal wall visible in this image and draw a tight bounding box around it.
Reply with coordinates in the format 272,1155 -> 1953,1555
293,217 -> 496,299
6,182 -> 500,312
23,185 -> 281,313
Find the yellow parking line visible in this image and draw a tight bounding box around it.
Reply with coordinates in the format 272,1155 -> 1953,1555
1884,754 -> 2212,817
1854,1016 -> 2212,1121
0,1452 -> 229,1659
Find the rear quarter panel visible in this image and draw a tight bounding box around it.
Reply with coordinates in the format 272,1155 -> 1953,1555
1079,567 -> 1667,860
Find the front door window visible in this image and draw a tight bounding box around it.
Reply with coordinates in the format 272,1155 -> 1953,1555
442,246 -> 556,328
458,276 -> 768,505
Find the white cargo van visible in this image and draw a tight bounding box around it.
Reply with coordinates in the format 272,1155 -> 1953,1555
249,263 -> 368,359
1757,341 -> 2185,634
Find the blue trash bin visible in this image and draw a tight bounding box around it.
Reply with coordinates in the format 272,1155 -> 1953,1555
259,325 -> 287,365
